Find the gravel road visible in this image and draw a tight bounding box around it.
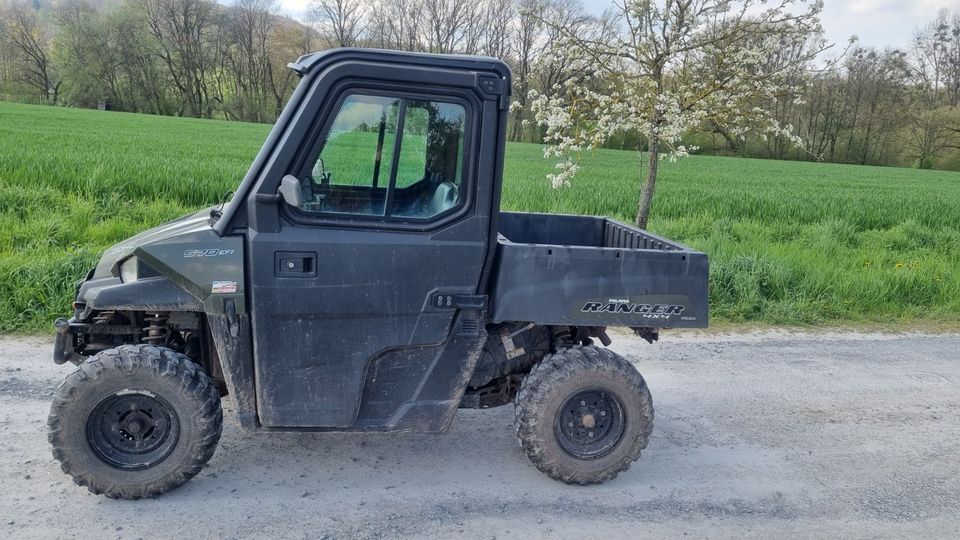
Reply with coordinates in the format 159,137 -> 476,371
2,330 -> 959,539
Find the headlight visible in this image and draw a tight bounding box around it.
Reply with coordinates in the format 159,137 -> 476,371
119,257 -> 139,283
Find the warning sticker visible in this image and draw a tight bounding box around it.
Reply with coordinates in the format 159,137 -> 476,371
211,280 -> 238,294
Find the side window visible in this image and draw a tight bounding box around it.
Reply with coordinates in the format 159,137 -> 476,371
298,92 -> 466,220
394,105 -> 428,189
306,95 -> 399,215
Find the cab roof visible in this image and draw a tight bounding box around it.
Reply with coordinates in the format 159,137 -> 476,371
288,48 -> 511,82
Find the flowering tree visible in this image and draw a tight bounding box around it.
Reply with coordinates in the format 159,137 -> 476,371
530,0 -> 827,228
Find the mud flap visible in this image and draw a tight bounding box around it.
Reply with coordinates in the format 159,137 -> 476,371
207,313 -> 257,429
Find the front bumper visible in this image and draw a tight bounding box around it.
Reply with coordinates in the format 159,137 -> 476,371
53,318 -> 83,365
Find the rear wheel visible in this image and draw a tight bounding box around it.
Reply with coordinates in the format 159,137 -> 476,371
514,345 -> 653,485
48,345 -> 222,499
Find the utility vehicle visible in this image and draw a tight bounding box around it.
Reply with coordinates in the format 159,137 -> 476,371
48,49 -> 709,499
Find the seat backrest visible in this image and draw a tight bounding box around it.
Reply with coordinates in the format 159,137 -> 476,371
427,181 -> 458,215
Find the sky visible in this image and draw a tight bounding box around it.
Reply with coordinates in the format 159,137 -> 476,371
273,0 -> 960,52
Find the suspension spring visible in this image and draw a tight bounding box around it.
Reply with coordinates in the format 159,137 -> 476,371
550,325 -> 574,348
92,310 -> 116,325
142,313 -> 170,346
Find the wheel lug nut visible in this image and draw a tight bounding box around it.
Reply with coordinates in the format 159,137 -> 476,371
600,411 -> 606,416
580,400 -> 586,406
588,432 -> 594,438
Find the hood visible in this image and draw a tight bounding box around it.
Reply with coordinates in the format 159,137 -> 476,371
76,205 -> 245,316
92,207 -> 215,279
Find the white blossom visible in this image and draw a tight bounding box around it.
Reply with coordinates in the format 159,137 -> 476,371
530,0 -> 827,192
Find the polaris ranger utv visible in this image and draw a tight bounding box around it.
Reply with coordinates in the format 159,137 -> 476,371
48,49 -> 709,499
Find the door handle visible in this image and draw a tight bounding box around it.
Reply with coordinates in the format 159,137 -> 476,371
275,251 -> 317,277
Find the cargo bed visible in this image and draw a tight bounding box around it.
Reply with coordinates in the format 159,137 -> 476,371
489,212 -> 709,328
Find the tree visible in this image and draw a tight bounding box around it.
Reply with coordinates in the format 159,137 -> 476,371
508,0 -> 589,142
107,4 -> 176,115
264,16 -> 313,118
139,0 -> 218,117
481,0 -> 512,60
843,48 -> 910,166
422,0 -> 482,54
307,0 -> 365,48
530,0 -> 827,228
54,1 -> 136,110
1,0 -> 59,103
222,0 -> 277,122
368,0 -> 423,51
908,9 -> 960,168
508,0 -> 542,141
797,63 -> 848,162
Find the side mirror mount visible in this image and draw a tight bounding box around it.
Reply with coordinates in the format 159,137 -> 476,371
278,175 -> 303,208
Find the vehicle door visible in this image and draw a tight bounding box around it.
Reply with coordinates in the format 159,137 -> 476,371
247,62 -> 503,428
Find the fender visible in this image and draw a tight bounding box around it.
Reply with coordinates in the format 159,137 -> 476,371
81,276 -> 203,312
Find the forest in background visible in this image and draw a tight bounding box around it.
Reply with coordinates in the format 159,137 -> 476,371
1,0 -> 959,171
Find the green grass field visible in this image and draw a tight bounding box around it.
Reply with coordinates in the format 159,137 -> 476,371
2,101 -> 960,332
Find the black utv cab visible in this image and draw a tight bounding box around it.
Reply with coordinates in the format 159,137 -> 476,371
48,49 -> 709,499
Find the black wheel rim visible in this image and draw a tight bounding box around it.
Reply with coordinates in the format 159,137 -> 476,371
554,388 -> 626,460
86,391 -> 180,471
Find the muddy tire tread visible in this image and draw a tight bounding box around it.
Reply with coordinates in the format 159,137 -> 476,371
47,344 -> 222,499
514,345 -> 653,485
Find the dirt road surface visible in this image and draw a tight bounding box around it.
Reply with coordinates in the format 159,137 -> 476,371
2,331 -> 959,539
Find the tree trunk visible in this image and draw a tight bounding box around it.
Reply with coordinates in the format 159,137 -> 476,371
636,125 -> 659,229
712,122 -> 740,154
510,106 -> 525,142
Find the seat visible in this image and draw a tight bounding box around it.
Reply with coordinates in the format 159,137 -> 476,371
426,181 -> 458,216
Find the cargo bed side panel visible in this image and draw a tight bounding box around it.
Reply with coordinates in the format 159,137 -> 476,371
490,242 -> 709,328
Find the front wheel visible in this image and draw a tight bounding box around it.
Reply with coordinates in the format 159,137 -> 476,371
48,345 -> 222,499
514,345 -> 654,485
